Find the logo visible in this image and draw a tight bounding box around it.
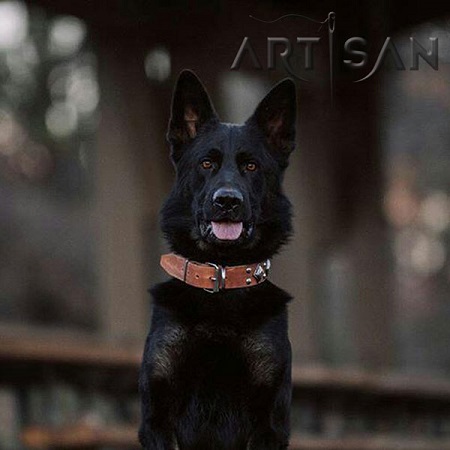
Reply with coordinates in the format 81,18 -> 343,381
231,12 -> 439,101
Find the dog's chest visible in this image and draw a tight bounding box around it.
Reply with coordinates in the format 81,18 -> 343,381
147,280 -> 291,387
150,320 -> 279,386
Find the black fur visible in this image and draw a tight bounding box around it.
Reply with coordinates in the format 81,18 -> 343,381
139,70 -> 297,450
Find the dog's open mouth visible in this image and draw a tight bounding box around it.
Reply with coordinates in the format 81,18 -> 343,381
211,221 -> 243,240
200,220 -> 253,243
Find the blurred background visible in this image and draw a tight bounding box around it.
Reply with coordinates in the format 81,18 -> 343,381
0,0 -> 450,449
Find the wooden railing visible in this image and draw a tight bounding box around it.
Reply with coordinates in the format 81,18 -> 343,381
1,336 -> 450,449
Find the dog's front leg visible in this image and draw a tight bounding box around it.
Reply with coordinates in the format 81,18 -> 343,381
247,365 -> 292,450
139,376 -> 177,450
243,316 -> 292,449
247,393 -> 291,449
139,326 -> 184,450
139,307 -> 187,449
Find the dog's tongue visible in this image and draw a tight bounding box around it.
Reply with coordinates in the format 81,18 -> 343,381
211,221 -> 243,240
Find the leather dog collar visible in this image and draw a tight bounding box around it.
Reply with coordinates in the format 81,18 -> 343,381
160,253 -> 271,293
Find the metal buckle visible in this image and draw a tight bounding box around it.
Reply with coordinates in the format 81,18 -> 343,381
253,259 -> 271,283
204,263 -> 226,293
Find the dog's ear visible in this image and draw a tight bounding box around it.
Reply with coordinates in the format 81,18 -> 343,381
248,79 -> 296,159
167,70 -> 218,160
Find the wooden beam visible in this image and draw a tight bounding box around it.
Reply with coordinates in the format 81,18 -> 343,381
0,336 -> 141,368
22,424 -> 139,449
290,437 -> 450,450
292,366 -> 450,399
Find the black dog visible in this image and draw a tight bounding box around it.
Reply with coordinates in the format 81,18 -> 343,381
139,70 -> 296,450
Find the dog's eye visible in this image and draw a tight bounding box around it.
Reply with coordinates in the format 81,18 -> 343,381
201,159 -> 213,170
246,162 -> 257,172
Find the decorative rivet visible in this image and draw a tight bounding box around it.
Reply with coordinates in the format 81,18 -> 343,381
246,267 -> 251,273
246,278 -> 252,285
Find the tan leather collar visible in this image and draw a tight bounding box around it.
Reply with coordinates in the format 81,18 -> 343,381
160,253 -> 271,293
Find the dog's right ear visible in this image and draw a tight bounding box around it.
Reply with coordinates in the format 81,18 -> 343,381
167,70 -> 218,161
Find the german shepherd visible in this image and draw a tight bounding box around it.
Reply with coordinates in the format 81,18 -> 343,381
139,70 -> 296,450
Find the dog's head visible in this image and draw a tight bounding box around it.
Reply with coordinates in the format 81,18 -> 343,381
161,70 -> 296,265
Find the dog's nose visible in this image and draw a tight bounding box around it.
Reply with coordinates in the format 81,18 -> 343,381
213,188 -> 243,212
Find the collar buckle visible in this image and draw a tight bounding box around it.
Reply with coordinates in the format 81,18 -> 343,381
204,262 -> 226,293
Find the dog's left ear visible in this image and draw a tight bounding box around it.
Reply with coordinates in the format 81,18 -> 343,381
248,79 -> 297,158
167,70 -> 218,160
